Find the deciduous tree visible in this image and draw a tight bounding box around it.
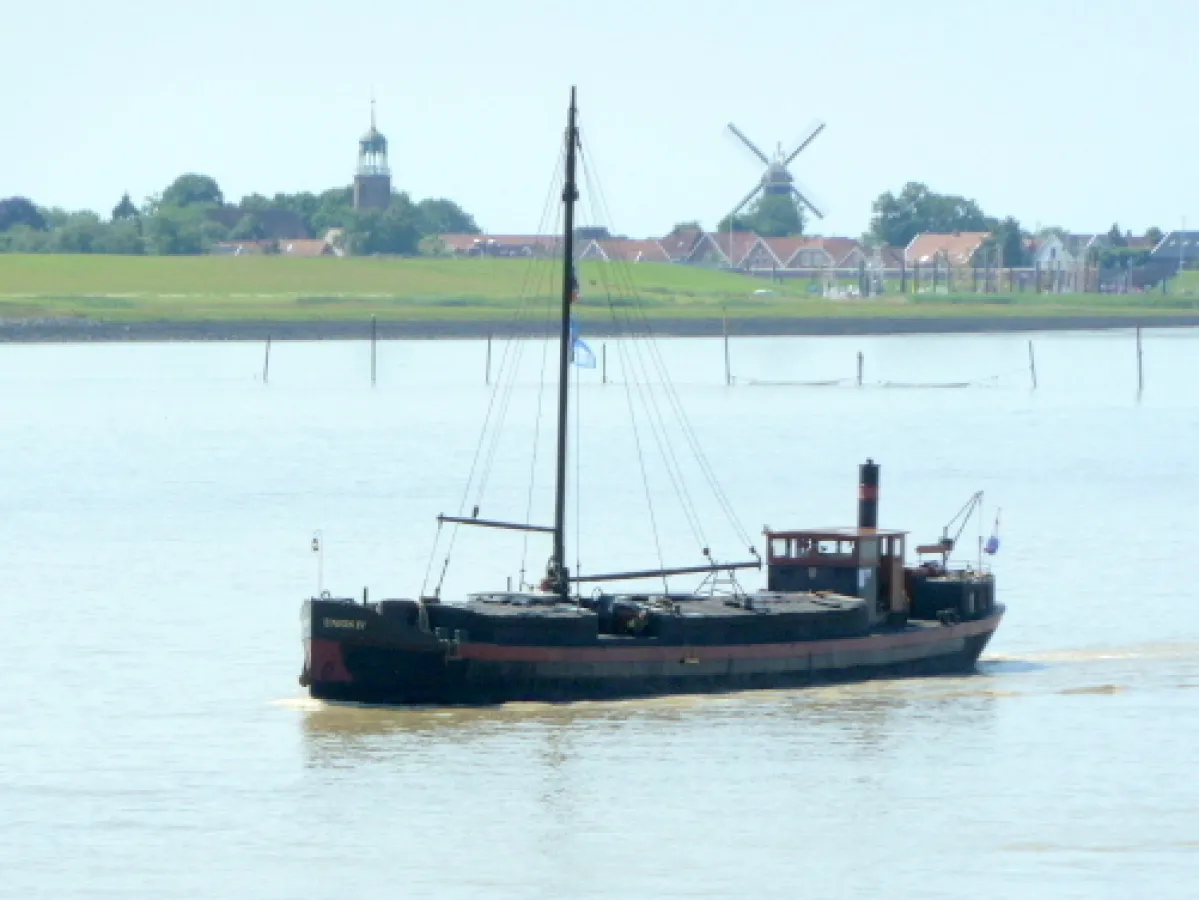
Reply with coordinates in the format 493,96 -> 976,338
869,182 -> 992,247
346,195 -> 422,255
161,173 -> 224,208
416,198 -> 478,235
985,217 -> 1028,267
0,197 -> 47,232
145,206 -> 225,255
718,194 -> 803,237
229,213 -> 267,241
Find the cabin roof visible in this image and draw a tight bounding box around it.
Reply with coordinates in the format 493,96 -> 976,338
766,527 -> 908,539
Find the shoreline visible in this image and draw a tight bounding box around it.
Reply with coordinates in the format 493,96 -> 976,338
0,314 -> 1197,342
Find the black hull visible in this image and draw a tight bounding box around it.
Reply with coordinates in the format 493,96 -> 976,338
303,605 -> 1003,707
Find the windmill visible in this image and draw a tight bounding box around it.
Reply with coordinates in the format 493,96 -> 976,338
725,120 -> 826,228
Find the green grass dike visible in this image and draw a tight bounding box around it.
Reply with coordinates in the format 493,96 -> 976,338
1,254 -> 1197,330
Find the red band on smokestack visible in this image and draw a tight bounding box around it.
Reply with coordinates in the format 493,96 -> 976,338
858,485 -> 878,500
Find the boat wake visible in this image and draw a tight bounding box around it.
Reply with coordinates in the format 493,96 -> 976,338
983,641 -> 1199,667
269,696 -> 327,712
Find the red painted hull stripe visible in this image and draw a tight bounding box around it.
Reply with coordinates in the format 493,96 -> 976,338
453,612 -> 1002,664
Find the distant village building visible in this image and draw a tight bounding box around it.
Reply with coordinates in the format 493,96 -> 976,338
213,229 -> 344,257
658,226 -> 706,262
437,233 -> 562,257
679,231 -> 756,267
1062,234 -> 1111,262
353,100 -> 391,212
752,237 -> 810,269
435,226 -> 897,274
577,239 -> 670,263
1151,230 -> 1199,268
904,232 -> 990,267
1026,233 -> 1074,269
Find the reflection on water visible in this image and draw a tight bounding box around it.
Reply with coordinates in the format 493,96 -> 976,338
292,671 -> 1005,769
290,638 -> 1199,770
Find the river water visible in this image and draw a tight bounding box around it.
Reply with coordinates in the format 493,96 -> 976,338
1,330 -> 1197,898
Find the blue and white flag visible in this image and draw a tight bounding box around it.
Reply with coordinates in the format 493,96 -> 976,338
570,319 -> 596,369
983,510 -> 1001,555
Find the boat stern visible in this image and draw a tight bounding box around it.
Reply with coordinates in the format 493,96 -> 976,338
299,596 -> 455,703
299,597 -> 361,687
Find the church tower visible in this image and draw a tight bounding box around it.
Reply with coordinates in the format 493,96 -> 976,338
353,99 -> 392,211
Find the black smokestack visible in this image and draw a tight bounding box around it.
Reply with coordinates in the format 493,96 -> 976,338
858,459 -> 879,528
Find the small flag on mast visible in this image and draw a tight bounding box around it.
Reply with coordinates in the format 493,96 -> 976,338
983,510 -> 1001,555
570,319 -> 596,369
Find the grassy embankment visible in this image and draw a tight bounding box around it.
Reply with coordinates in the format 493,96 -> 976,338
1,254 -> 1197,323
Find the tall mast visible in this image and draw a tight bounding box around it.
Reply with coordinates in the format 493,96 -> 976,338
550,86 -> 579,598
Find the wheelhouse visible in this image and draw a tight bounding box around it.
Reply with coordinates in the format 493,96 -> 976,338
764,527 -> 910,623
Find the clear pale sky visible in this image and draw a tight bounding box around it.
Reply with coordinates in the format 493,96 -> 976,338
4,0 -> 1195,239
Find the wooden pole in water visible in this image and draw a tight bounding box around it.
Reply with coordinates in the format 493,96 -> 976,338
370,315 -> 377,385
601,343 -> 607,384
1136,327 -> 1144,392
1027,340 -> 1037,389
722,308 -> 732,386
856,351 -> 864,387
485,332 -> 492,385
263,336 -> 271,384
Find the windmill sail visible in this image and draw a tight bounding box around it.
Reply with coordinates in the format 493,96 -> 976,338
724,118 -> 827,228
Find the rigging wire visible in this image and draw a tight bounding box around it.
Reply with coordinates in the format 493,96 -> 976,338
613,321 -> 670,592
424,149 -> 566,598
579,138 -> 755,552
603,280 -> 710,552
577,159 -> 711,555
579,139 -> 751,556
471,195 -> 563,513
573,357 -> 582,587
418,518 -> 444,599
519,234 -> 563,587
425,114 -> 765,601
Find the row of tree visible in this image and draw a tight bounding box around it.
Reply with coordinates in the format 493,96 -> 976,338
2,173 -> 1170,266
0,174 -> 479,256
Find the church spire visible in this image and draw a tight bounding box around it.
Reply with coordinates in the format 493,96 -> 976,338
354,93 -> 392,211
